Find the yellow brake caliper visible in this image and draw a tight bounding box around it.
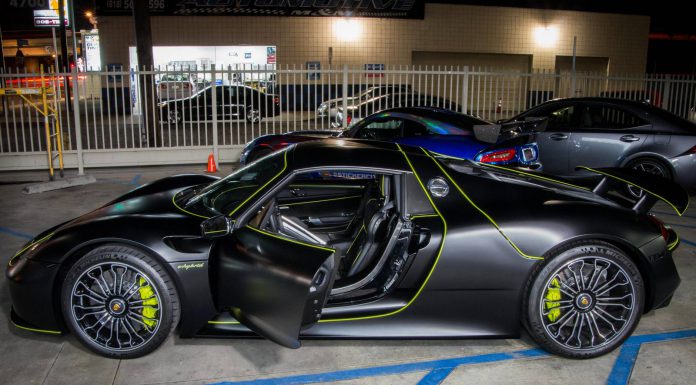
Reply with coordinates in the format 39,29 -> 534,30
545,278 -> 562,322
138,277 -> 159,328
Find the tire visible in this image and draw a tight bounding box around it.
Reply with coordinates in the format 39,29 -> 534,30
61,245 -> 179,359
247,147 -> 273,163
246,107 -> 262,123
167,109 -> 182,124
523,241 -> 644,359
625,158 -> 671,198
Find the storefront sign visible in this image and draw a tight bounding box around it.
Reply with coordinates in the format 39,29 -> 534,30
96,0 -> 424,19
83,33 -> 102,71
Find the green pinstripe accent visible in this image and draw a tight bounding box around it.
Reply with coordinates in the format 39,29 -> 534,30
282,195 -> 362,206
576,166 -> 688,216
289,184 -> 365,189
8,232 -> 55,267
208,320 -> 240,325
12,321 -> 61,335
668,234 -> 679,251
211,185 -> 257,207
422,148 -> 544,261
319,143 -> 448,323
244,225 -> 335,253
204,229 -> 227,235
229,150 -> 289,217
478,162 -> 590,191
429,150 -> 466,160
172,194 -> 211,219
410,213 -> 439,219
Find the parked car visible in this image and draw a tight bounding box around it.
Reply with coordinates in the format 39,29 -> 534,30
334,93 -> 462,127
316,84 -> 411,119
156,73 -> 209,100
240,107 -> 538,167
8,140 -> 685,359
599,89 -> 662,107
158,85 -> 280,124
501,98 -> 696,195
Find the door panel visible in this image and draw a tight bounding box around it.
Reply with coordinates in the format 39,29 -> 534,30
569,103 -> 651,177
213,226 -> 336,348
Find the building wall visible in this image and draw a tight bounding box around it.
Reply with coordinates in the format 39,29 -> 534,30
99,3 -> 650,74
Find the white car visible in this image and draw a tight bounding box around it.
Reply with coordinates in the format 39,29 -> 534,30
157,74 -> 209,100
317,85 -> 410,119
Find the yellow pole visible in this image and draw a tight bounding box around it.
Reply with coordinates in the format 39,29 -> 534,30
52,71 -> 65,176
41,65 -> 54,180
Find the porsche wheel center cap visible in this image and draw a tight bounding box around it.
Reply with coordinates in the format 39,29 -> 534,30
108,299 -> 126,316
575,293 -> 594,311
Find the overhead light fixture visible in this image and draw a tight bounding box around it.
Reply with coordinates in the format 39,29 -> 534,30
534,26 -> 559,48
333,18 -> 362,42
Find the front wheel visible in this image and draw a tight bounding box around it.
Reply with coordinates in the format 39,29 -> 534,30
246,107 -> 262,123
524,241 -> 644,358
61,245 -> 179,359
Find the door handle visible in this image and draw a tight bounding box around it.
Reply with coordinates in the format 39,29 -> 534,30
550,133 -> 568,141
620,135 -> 640,142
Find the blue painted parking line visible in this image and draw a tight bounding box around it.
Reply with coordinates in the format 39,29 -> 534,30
0,227 -> 33,240
208,349 -> 549,385
682,239 -> 696,247
208,329 -> 696,385
130,174 -> 142,186
606,329 -> 696,385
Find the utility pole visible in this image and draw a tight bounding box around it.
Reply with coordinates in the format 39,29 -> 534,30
58,0 -> 71,111
132,0 -> 159,147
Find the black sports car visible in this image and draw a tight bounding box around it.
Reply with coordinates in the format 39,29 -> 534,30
159,85 -> 280,124
7,140 -> 685,359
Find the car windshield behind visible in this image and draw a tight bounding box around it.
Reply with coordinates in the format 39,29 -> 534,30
186,147 -> 289,215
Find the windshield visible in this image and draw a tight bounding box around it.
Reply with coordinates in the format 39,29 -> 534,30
186,147 -> 289,215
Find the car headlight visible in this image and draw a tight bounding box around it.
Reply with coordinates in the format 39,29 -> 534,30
8,232 -> 54,267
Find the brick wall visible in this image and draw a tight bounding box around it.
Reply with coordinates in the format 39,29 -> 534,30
99,4 -> 649,75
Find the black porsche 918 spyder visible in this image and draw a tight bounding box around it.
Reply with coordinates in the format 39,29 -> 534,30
7,140 -> 686,359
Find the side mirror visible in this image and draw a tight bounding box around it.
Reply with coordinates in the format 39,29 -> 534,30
201,215 -> 234,239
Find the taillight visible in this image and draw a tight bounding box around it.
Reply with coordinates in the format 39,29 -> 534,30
686,145 -> 696,155
273,96 -> 280,104
346,115 -> 352,125
161,84 -> 167,89
648,215 -> 669,242
478,148 -> 516,163
183,83 -> 190,89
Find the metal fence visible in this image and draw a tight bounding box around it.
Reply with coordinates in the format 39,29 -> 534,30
1,65 -> 695,172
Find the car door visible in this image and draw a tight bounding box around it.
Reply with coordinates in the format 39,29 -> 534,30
523,102 -> 579,176
215,86 -> 239,118
568,102 -> 651,177
212,222 -> 337,349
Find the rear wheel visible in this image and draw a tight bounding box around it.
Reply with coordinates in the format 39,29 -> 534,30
246,107 -> 262,123
524,241 -> 643,358
626,158 -> 670,198
61,245 -> 179,359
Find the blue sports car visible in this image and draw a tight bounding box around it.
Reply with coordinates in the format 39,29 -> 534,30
239,107 -> 539,166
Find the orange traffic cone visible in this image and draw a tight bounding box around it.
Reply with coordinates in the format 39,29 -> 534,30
205,153 -> 218,173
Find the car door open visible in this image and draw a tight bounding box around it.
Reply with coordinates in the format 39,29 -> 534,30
211,225 -> 337,348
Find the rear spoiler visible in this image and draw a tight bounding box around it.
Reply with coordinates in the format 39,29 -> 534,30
576,166 -> 689,216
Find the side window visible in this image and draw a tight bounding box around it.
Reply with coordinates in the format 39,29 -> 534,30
403,119 -> 429,137
578,105 -> 645,129
545,105 -> 576,130
405,174 -> 435,216
355,118 -> 404,140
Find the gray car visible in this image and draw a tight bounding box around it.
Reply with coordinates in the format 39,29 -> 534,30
504,98 -> 696,194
